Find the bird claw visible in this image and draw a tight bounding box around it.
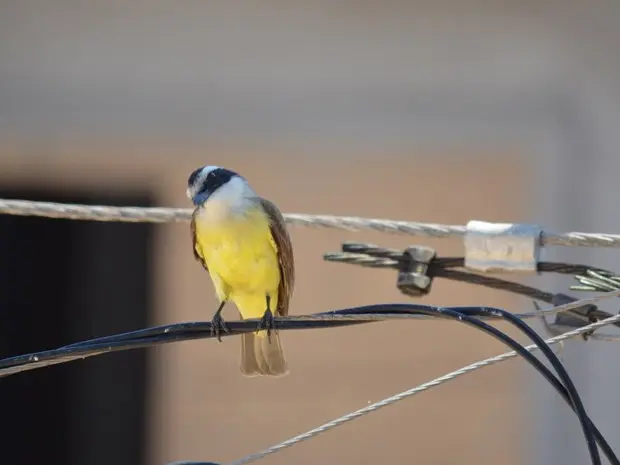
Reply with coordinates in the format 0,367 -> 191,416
211,312 -> 230,342
258,309 -> 276,343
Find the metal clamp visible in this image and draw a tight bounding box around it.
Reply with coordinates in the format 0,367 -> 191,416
397,246 -> 437,297
536,293 -> 602,340
464,220 -> 542,273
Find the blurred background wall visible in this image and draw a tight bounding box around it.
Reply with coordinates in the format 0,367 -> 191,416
1,2 -> 619,465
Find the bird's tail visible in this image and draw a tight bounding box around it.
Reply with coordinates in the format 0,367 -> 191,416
240,330 -> 289,377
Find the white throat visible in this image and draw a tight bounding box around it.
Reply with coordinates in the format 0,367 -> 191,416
199,176 -> 258,220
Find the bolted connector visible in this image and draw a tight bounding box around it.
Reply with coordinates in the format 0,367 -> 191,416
464,220 -> 542,273
397,246 -> 437,297
536,293 -> 604,341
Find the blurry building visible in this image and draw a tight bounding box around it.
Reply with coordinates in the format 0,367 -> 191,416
1,2 -> 619,465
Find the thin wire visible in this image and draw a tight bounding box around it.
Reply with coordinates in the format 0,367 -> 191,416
572,270 -> 620,293
222,312 -> 620,465
1,198 -> 620,247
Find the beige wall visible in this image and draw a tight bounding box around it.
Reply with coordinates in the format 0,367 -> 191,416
0,149 -> 531,465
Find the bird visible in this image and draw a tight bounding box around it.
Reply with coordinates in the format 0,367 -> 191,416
186,165 -> 295,377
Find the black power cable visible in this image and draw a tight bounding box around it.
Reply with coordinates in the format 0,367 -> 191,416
0,300 -> 611,378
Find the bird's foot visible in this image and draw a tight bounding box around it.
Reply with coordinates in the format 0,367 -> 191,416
210,312 -> 230,342
257,309 -> 277,343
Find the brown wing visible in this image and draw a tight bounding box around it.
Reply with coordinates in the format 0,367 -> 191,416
190,208 -> 209,272
260,198 -> 295,316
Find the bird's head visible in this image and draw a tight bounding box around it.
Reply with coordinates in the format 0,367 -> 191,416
186,166 -> 253,206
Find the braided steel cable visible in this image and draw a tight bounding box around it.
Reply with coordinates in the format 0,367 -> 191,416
2,198 -> 620,247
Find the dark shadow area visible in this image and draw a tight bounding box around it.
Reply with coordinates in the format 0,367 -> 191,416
0,188 -> 154,465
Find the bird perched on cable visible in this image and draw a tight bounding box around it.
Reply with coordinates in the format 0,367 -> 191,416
186,166 -> 295,377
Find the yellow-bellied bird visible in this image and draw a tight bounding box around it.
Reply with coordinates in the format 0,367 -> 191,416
187,166 -> 295,377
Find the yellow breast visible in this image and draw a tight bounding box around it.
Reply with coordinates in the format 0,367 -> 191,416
193,203 -> 281,299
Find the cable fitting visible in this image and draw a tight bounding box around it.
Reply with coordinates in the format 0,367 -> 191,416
464,220 -> 542,273
397,246 -> 437,297
548,293 -> 600,340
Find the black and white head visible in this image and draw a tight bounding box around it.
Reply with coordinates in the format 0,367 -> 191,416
186,166 -> 256,207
